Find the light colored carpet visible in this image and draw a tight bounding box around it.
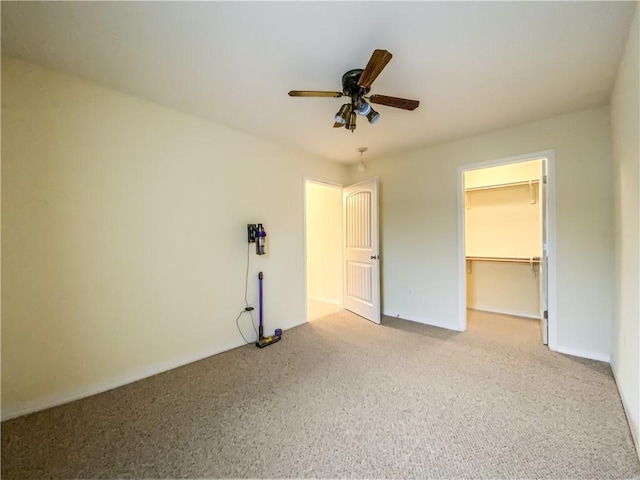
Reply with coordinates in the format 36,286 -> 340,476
2,310 -> 639,479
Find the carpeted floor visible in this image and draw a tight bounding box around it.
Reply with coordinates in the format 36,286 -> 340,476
2,310 -> 639,479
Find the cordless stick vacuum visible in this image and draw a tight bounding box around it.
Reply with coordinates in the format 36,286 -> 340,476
256,272 -> 282,348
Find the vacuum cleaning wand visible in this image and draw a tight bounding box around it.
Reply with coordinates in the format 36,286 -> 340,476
256,271 -> 282,348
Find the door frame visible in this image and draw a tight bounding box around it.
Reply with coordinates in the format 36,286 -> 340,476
456,149 -> 557,351
303,177 -> 344,323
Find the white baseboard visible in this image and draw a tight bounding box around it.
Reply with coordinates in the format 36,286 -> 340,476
555,345 -> 610,363
308,296 -> 342,306
610,360 -> 640,460
1,338 -> 248,422
288,317 -> 308,329
468,307 -> 540,320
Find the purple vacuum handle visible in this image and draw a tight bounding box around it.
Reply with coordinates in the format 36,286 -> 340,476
258,271 -> 264,339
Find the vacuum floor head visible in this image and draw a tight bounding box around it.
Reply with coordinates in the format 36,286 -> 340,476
256,334 -> 281,349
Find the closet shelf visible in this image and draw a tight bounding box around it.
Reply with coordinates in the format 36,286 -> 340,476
465,179 -> 540,208
465,179 -> 539,193
465,256 -> 541,275
466,256 -> 540,264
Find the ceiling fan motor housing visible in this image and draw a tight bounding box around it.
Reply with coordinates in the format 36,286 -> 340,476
342,69 -> 370,100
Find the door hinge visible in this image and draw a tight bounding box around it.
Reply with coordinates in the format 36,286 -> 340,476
543,175 -> 548,184
544,310 -> 548,319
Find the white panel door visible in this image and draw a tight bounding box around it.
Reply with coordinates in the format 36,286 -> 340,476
539,160 -> 549,344
343,177 -> 380,323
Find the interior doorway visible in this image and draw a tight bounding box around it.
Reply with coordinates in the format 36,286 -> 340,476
457,150 -> 556,349
304,176 -> 382,324
304,179 -> 343,321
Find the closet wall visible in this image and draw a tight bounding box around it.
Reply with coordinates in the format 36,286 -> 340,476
465,160 -> 543,318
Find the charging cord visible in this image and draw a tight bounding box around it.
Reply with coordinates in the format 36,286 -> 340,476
236,241 -> 259,344
236,309 -> 257,344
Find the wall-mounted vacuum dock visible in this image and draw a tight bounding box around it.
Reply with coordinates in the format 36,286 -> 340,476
247,223 -> 267,255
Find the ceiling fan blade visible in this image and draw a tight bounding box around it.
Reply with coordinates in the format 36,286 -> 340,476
369,94 -> 420,111
288,90 -> 343,97
357,49 -> 393,88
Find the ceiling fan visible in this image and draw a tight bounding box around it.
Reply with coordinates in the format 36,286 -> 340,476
288,49 -> 419,132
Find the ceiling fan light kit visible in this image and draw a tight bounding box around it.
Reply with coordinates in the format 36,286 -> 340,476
288,49 -> 420,132
356,101 -> 372,116
346,111 -> 357,132
366,109 -> 380,124
335,103 -> 350,124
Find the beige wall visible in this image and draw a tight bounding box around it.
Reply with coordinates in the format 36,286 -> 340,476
305,181 -> 342,306
610,4 -> 639,456
349,107 -> 614,360
465,167 -> 542,258
1,58 -> 348,419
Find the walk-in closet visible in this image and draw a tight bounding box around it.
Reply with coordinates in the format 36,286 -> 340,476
464,159 -> 547,342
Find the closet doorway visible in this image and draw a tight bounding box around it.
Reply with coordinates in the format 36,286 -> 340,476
457,151 -> 556,348
304,179 -> 343,321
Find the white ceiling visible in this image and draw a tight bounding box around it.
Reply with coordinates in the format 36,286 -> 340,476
1,1 -> 636,164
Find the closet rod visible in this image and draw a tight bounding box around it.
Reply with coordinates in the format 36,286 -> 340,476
465,179 -> 539,193
466,256 -> 540,264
